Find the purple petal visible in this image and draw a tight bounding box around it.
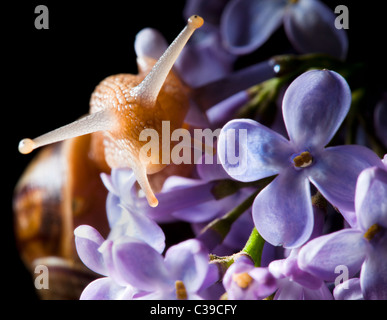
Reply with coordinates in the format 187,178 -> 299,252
98,239 -> 130,286
102,168 -> 139,223
164,239 -> 209,293
170,183 -> 248,225
284,0 -> 348,59
308,145 -> 382,224
218,119 -> 292,182
268,259 -> 286,279
134,28 -> 168,60
302,284 -> 333,300
206,90 -> 250,129
108,205 -> 165,254
355,166 -> 387,231
105,193 -> 121,228
274,280 -> 303,300
80,277 -> 134,300
113,238 -> 171,291
135,290 -> 174,300
172,198 -> 223,223
175,29 -> 236,87
146,176 -> 215,221
282,257 -> 323,290
221,0 -> 286,54
194,60 -> 275,112
282,70 -> 351,150
111,169 -> 137,203
360,236 -> 387,300
199,263 -> 220,292
333,278 -> 364,300
74,225 -> 107,276
184,100 -> 211,128
248,267 -> 278,299
298,229 -> 367,282
100,173 -> 117,195
196,154 -> 232,182
252,167 -> 314,248
101,168 -> 136,198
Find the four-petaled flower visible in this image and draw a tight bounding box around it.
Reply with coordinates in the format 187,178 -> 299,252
111,238 -> 217,300
223,255 -> 277,300
298,162 -> 387,300
218,70 -> 381,248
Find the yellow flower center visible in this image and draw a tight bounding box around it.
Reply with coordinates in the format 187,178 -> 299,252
175,280 -> 188,300
232,272 -> 254,289
363,224 -> 382,241
293,151 -> 313,168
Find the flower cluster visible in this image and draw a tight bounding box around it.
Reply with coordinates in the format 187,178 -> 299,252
26,0 -> 386,300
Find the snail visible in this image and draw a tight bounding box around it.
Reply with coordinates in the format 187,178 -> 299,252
18,15 -> 204,208
14,16 -> 204,298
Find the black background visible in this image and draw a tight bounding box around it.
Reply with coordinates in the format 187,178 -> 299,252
4,0 -> 386,302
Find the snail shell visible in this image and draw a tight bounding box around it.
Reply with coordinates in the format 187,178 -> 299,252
13,135 -> 109,299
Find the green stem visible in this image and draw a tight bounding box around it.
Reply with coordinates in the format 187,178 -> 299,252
242,227 -> 265,267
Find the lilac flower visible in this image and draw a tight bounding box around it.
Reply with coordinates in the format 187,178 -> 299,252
223,208 -> 333,300
100,169 -> 165,249
74,169 -> 167,299
113,238 -> 217,300
74,225 -> 137,300
223,250 -> 332,300
223,255 -> 277,299
75,224 -> 216,300
181,0 -> 236,87
221,0 -> 348,59
103,162 -> 255,253
175,28 -> 236,88
134,28 -> 168,61
298,164 -> 387,300
224,204 -> 329,300
102,166 -> 225,224
268,248 -> 333,300
267,207 -> 332,300
134,20 -> 235,88
218,70 -> 382,248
